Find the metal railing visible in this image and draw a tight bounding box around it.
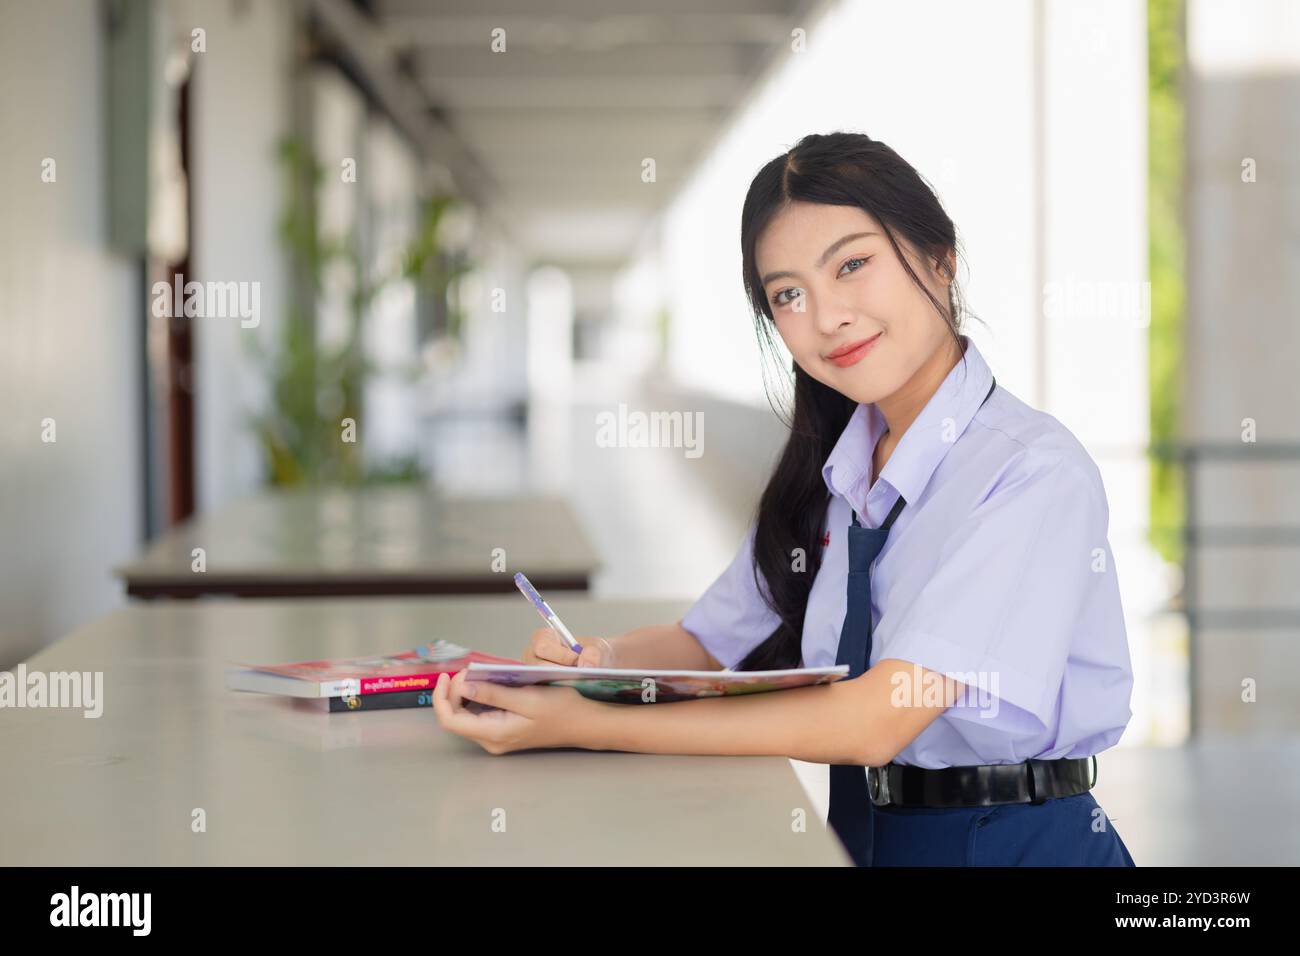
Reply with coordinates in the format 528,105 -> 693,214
1149,441 -> 1300,737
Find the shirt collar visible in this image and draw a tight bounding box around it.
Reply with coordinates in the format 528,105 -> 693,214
821,334 -> 994,522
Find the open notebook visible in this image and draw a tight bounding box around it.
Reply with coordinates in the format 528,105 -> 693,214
464,662 -> 848,704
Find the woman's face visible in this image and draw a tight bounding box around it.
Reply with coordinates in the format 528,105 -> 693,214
756,201 -> 955,406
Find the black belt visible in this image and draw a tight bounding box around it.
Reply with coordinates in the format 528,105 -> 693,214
867,756 -> 1097,809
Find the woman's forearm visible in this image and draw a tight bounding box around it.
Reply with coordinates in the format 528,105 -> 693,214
604,621 -> 723,670
585,673 -> 870,764
578,660 -> 957,766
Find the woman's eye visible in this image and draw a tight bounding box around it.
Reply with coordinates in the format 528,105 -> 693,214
772,258 -> 869,308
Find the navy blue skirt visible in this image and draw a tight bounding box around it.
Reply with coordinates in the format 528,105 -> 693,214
870,791 -> 1136,866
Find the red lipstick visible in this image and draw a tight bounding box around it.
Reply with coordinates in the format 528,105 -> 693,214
825,332 -> 882,368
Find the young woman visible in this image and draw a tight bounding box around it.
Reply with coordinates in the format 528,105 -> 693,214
433,131 -> 1136,868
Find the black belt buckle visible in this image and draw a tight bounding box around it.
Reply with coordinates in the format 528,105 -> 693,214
867,765 -> 891,806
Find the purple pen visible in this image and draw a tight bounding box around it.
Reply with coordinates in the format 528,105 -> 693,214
513,572 -> 583,655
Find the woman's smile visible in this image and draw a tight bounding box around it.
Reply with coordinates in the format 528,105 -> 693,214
825,331 -> 882,368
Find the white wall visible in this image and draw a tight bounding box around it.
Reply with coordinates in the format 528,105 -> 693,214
0,0 -> 297,664
181,0 -> 293,510
646,0 -> 1040,405
0,0 -> 141,665
363,113 -> 422,466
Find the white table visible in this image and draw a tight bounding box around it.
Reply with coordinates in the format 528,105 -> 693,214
115,487 -> 601,598
0,596 -> 848,865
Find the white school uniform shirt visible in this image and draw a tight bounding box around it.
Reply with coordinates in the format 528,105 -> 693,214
680,334 -> 1133,768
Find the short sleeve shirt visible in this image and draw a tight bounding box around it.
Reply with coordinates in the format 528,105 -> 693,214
680,335 -> 1134,768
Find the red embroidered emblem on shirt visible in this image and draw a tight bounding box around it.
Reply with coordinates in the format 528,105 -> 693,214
821,530 -> 830,548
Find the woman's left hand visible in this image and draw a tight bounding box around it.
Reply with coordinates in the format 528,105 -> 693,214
431,670 -> 600,755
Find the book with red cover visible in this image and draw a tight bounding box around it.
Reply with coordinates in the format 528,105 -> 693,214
224,640 -> 519,699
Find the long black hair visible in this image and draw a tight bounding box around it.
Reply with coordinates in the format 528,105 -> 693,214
735,131 -> 978,671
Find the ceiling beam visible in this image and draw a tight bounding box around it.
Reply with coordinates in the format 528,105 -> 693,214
305,0 -> 502,227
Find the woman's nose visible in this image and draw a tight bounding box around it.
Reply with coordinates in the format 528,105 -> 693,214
813,294 -> 860,336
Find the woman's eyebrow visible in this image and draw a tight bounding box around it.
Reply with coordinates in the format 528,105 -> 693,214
760,231 -> 879,286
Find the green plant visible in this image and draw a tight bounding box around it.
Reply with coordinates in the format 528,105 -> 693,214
403,194 -> 472,342
246,137 -> 468,487
1148,0 -> 1186,566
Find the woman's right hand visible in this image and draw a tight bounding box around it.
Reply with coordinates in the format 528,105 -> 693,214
522,627 -> 617,668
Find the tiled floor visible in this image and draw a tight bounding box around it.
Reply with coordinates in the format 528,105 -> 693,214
1094,736 -> 1300,866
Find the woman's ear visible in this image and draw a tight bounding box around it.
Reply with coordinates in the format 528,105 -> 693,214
933,249 -> 957,284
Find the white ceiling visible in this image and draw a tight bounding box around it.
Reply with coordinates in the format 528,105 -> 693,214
362,0 -> 820,269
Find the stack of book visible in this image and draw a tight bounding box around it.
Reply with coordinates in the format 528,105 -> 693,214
225,640 -> 518,713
